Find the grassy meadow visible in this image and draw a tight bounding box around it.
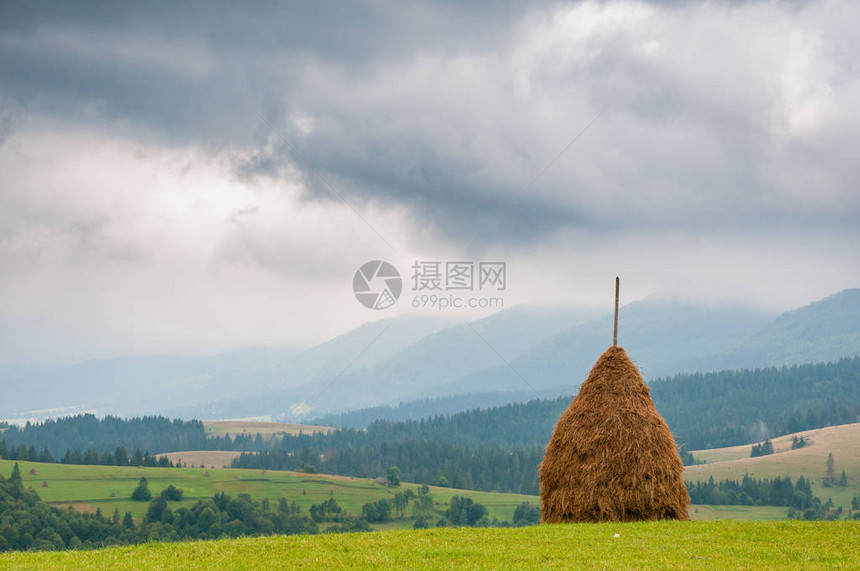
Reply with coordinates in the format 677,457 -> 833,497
202,420 -> 335,439
1,520 -> 857,570
0,460 -> 537,527
687,423 -> 860,510
4,421 -> 859,532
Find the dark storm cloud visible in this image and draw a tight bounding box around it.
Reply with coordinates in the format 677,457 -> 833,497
1,0 -> 858,250
0,0 -> 572,245
0,1 -> 537,140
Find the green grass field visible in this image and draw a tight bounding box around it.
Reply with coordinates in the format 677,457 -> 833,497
0,460 -> 812,530
0,460 -> 537,527
687,505 -> 788,521
1,521 -> 857,570
5,421 -> 859,531
2,459 -> 790,526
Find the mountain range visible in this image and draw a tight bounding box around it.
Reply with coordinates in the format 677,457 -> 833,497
2,288 -> 859,422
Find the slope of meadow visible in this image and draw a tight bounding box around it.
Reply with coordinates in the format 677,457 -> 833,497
0,460 -> 537,526
202,420 -> 336,438
1,521 -> 857,570
687,423 -> 860,509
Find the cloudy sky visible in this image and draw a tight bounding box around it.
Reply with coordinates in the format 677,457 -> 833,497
1,0 -> 858,364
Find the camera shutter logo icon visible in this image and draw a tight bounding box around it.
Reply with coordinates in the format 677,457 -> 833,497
353,260 -> 402,310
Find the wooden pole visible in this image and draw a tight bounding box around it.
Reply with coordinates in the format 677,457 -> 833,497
613,277 -> 619,346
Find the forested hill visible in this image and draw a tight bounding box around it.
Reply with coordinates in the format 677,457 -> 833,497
0,416 -> 207,459
231,357 -> 859,494
3,357 -> 858,462
651,356 -> 860,448
303,356 -> 860,452
312,391 -> 538,428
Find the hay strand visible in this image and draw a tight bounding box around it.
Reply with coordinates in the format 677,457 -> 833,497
539,346 -> 689,523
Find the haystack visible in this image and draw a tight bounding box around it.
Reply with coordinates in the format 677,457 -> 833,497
539,279 -> 688,522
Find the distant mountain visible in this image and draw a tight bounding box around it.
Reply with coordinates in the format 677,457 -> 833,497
169,305 -> 600,420
425,290 -> 860,405
677,288 -> 860,373
154,290 -> 860,420
0,351 -> 290,420
310,390 -> 539,428
5,289 -> 860,422
0,315 -> 451,419
426,298 -> 773,398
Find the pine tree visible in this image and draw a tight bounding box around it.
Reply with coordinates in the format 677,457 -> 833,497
825,453 -> 836,485
10,463 -> 22,487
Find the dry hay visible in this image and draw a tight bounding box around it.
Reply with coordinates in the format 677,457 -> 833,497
539,346 -> 689,523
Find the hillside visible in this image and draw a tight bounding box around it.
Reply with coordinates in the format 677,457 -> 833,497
5,289 -> 860,423
169,306 -> 597,420
1,521 -> 857,570
156,451 -> 242,469
1,316 -> 451,420
450,299 -> 772,396
684,288 -> 860,372
203,420 -> 336,438
686,423 -> 860,509
0,460 -> 538,527
304,289 -> 860,419
295,358 -> 860,456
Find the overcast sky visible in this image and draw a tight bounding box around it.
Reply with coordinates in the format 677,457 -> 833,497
1,0 -> 858,364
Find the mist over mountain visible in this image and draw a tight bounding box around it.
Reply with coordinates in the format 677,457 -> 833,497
2,289 -> 859,423
437,299 -> 774,398
676,288 -> 860,372
162,305 -> 598,420
0,316 -> 451,420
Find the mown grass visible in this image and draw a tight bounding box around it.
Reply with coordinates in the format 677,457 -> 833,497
1,521 -> 857,570
202,420 -> 335,438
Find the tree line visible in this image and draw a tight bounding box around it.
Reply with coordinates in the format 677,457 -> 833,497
283,357 -> 860,455
310,358 -> 860,454
2,357 -> 858,503
684,474 -> 855,521
0,442 -> 174,468
3,357 -> 857,468
232,442 -> 544,495
686,474 -> 815,508
0,463 -> 537,553
0,415 -> 284,460
651,357 -> 860,449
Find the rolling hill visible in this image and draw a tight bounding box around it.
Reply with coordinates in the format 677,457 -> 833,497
686,423 -> 860,510
0,459 -> 537,527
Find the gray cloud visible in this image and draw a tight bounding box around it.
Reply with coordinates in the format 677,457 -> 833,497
3,1 -> 858,246
0,0 -> 858,362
